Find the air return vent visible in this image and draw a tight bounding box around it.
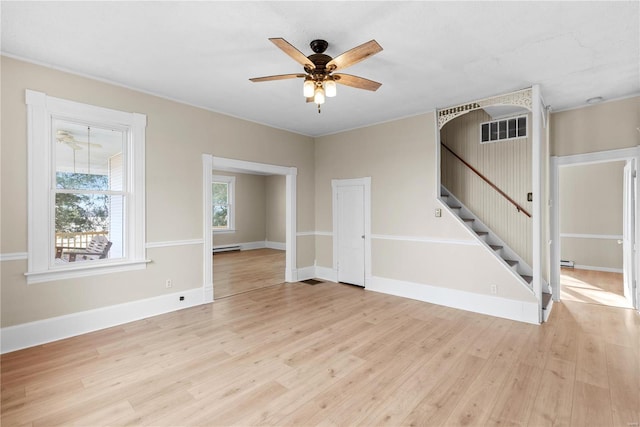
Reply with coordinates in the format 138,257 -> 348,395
480,115 -> 527,143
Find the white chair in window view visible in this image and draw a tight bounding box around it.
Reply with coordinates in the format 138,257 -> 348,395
56,235 -> 112,262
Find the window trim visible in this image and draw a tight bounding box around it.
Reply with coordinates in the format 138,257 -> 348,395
211,175 -> 235,233
25,90 -> 147,284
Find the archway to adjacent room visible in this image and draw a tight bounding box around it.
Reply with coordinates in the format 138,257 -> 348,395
202,155 -> 297,303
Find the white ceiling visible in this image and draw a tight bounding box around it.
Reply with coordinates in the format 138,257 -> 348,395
2,1 -> 638,137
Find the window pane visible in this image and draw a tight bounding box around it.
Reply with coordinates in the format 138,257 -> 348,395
55,193 -> 121,262
212,182 -> 228,205
481,123 -> 489,142
56,172 -> 109,190
54,120 -> 124,191
490,122 -> 498,140
508,119 -> 517,138
518,117 -> 527,137
498,120 -> 507,139
212,205 -> 228,228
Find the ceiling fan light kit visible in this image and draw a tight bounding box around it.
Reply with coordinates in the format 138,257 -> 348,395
250,38 -> 383,113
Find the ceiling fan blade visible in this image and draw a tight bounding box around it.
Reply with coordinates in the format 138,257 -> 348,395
334,74 -> 382,91
249,74 -> 307,83
75,141 -> 103,148
326,40 -> 382,71
269,38 -> 315,70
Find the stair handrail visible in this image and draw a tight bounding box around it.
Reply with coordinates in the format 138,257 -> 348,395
441,142 -> 532,218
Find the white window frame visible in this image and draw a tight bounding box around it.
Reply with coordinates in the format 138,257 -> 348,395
25,90 -> 147,284
211,175 -> 235,233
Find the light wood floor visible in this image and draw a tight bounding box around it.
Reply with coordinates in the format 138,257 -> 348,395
560,267 -> 631,308
213,248 -> 285,299
2,274 -> 638,426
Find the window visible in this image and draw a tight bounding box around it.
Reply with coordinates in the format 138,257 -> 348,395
211,175 -> 235,232
54,120 -> 125,262
480,115 -> 527,143
25,90 -> 147,283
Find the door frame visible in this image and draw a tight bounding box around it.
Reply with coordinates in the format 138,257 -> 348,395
623,159 -> 637,307
202,155 -> 297,303
332,177 -> 372,287
550,146 -> 639,310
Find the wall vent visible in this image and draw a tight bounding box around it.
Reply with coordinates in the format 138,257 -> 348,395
480,115 -> 527,143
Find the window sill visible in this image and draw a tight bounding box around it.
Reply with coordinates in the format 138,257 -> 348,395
25,259 -> 151,284
212,229 -> 236,234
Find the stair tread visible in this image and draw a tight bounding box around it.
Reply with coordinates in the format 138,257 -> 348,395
521,275 -> 533,284
476,231 -> 489,236
490,245 -> 503,250
462,218 -> 474,222
505,259 -> 518,267
450,206 -> 462,210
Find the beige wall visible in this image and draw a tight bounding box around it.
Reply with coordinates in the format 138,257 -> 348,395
314,113 -> 536,301
0,56 -> 314,327
212,171 -> 266,247
551,97 -> 638,272
210,172 -> 286,246
550,96 -> 640,156
559,161 -> 624,269
441,109 -> 533,265
265,175 -> 286,244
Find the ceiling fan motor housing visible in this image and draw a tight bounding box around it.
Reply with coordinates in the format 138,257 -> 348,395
309,39 -> 328,54
306,40 -> 333,77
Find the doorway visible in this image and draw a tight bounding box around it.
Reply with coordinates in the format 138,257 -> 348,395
202,155 -> 297,303
332,178 -> 371,287
551,148 -> 638,311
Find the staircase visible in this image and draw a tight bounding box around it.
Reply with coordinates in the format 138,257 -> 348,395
440,185 -> 553,319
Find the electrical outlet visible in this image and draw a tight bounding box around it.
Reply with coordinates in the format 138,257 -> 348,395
165,279 -> 172,288
179,296 -> 185,301
490,284 -> 497,294
435,208 -> 442,218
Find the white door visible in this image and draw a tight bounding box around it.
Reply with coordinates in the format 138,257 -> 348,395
336,184 -> 365,286
623,160 -> 637,308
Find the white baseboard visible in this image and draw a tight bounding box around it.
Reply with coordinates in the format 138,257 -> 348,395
213,241 -> 268,252
240,241 -> 266,251
366,276 -> 540,325
574,264 -> 623,273
1,287 -> 206,354
315,266 -> 338,283
296,266 -> 316,282
265,241 -> 286,251
213,241 -> 285,252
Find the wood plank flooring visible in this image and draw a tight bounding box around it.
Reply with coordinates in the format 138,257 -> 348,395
560,267 -> 630,308
1,270 -> 638,426
213,248 -> 285,299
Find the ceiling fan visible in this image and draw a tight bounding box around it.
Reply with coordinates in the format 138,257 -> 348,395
250,38 -> 383,112
56,130 -> 102,150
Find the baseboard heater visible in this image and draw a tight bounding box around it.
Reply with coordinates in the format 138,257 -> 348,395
213,245 -> 241,254
560,260 -> 575,268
